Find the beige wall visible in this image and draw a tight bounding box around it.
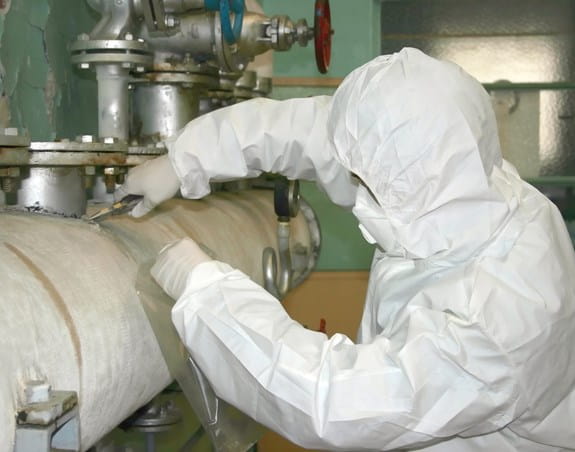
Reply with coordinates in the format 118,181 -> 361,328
258,271 -> 369,452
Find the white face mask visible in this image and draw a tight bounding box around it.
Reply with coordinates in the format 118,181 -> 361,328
352,185 -> 402,255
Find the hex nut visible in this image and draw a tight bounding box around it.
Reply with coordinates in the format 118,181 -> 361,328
104,167 -> 120,176
78,135 -> 94,143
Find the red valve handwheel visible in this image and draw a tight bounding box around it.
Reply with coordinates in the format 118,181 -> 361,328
314,0 -> 332,74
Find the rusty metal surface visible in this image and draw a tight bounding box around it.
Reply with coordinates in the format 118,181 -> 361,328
0,143 -> 164,167
30,141 -> 127,153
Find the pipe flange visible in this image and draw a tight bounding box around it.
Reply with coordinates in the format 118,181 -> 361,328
137,71 -> 220,90
128,143 -> 167,156
0,128 -> 30,147
70,38 -> 153,69
122,399 -> 182,433
30,139 -> 128,153
0,139 -> 163,167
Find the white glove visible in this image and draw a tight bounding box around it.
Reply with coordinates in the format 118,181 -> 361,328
151,238 -> 213,300
115,154 -> 181,218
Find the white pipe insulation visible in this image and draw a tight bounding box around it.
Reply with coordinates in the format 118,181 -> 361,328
0,190 -> 316,451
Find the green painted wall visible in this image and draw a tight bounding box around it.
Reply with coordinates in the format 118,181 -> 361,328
260,0 -> 381,79
263,0 -> 381,270
0,0 -> 97,141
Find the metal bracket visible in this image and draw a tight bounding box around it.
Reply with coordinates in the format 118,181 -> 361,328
14,384 -> 80,452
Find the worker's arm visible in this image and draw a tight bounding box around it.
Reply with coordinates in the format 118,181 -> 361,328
167,96 -> 354,204
117,96 -> 357,217
159,241 -> 521,451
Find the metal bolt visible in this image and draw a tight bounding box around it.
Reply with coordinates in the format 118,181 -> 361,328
104,167 -> 120,176
0,167 -> 20,178
165,15 -> 179,28
24,380 -> 51,404
78,135 -> 94,143
77,33 -> 90,41
124,32 -> 134,41
104,174 -> 116,193
79,63 -> 90,70
1,177 -> 15,193
85,175 -> 95,190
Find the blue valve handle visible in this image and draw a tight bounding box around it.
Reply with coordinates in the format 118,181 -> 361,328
205,0 -> 244,44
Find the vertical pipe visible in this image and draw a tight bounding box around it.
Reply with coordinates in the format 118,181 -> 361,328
15,168 -> 87,217
96,64 -> 130,141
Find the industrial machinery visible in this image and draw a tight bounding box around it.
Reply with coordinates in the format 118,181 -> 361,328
0,0 -> 330,450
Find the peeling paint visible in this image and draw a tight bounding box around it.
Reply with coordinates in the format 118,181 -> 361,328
0,0 -> 97,140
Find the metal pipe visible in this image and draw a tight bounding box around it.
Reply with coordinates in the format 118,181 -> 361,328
131,83 -> 201,143
96,65 -> 130,141
277,221 -> 292,297
87,0 -> 135,40
0,191 -> 318,451
15,167 -> 87,218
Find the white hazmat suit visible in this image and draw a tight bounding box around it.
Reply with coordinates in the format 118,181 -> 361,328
120,48 -> 575,451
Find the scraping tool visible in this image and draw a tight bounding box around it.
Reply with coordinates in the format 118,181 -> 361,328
87,194 -> 143,222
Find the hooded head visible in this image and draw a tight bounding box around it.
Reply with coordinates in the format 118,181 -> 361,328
328,48 -> 518,262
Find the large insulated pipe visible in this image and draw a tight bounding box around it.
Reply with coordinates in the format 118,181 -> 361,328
0,191 -> 316,451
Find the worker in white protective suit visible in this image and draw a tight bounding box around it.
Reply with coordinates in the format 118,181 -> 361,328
116,48 -> 575,451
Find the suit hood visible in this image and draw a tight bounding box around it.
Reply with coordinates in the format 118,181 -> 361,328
328,48 -> 520,262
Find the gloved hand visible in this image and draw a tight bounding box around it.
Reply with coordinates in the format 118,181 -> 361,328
151,238 -> 213,300
115,154 -> 181,218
